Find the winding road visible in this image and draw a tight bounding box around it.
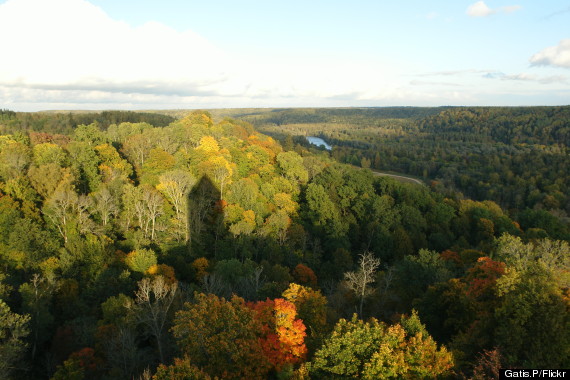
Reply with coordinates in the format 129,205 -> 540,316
369,169 -> 425,186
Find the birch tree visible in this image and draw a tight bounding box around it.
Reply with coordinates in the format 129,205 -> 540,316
344,251 -> 381,317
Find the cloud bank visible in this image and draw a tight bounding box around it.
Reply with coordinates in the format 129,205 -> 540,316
0,0 -> 232,97
0,0 -> 410,109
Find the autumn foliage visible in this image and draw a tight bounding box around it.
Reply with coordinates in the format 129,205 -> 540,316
153,356 -> 212,380
146,263 -> 177,284
248,298 -> 307,370
466,257 -> 506,298
172,293 -> 271,379
282,283 -> 328,337
191,257 -> 210,282
170,293 -> 309,378
292,263 -> 318,287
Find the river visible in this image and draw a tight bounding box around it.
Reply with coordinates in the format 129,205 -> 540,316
306,136 -> 332,150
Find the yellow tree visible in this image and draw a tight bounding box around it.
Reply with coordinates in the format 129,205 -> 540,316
274,192 -> 297,215
196,136 -> 220,154
282,283 -> 328,340
28,164 -> 73,199
229,209 -> 256,238
94,143 -> 133,182
0,141 -> 30,180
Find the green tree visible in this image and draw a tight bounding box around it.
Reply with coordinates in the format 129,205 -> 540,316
494,262 -> 570,367
125,249 -> 157,274
73,123 -> 106,145
305,183 -> 342,236
276,151 -> 308,184
121,133 -> 153,169
0,141 -> 31,180
43,182 -> 95,243
394,249 -> 454,309
309,312 -> 453,379
19,274 -> 55,362
67,141 -> 102,193
0,300 -> 30,379
32,142 -> 67,166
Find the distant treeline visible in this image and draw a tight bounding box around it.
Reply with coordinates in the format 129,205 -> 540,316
420,106 -> 570,146
245,106 -> 570,223
226,106 -> 448,127
0,109 -> 176,135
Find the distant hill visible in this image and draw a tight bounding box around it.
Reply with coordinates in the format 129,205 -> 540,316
0,109 -> 176,135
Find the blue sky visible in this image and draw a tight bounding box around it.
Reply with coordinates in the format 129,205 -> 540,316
0,0 -> 569,110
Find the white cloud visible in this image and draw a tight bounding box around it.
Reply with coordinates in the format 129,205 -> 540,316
467,1 -> 495,17
530,39 -> 570,69
466,1 -> 521,17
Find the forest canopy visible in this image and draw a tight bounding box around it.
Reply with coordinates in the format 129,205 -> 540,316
0,108 -> 568,379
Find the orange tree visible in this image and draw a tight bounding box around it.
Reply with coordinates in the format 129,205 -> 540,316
248,298 -> 307,372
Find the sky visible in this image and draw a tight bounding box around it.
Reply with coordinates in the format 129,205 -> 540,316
0,0 -> 569,111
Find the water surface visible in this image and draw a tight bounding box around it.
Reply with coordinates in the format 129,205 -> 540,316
306,136 -> 332,150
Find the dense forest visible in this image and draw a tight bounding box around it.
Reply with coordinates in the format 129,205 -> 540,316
237,107 -> 570,240
0,109 -> 568,379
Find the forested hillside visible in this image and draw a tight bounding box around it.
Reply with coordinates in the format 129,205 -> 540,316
242,106 -> 570,239
0,110 -> 568,379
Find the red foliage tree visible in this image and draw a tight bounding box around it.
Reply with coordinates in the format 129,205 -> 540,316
249,298 -> 307,371
440,250 -> 461,265
292,264 -> 317,288
466,257 -> 506,298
